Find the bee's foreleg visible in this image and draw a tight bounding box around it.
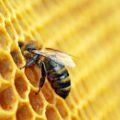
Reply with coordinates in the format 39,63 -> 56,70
20,54 -> 39,69
36,62 -> 47,95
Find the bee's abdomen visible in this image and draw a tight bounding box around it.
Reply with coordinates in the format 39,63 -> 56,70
47,66 -> 71,99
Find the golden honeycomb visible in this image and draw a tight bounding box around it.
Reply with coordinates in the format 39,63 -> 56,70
0,0 -> 120,120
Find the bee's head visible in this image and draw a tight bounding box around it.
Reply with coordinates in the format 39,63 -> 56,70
18,42 -> 36,59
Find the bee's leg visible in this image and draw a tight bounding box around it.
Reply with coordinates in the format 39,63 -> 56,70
36,62 -> 47,94
20,54 -> 39,69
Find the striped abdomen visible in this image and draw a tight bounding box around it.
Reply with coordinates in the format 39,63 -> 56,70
45,58 -> 71,99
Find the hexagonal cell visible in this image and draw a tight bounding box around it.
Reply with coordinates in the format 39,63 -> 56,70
29,90 -> 45,115
14,71 -> 28,98
46,106 -> 61,120
24,10 -> 33,25
0,1 -> 9,17
0,85 -> 17,110
10,43 -> 24,67
0,52 -> 13,80
25,64 -> 40,87
65,96 -> 76,111
83,103 -> 93,119
8,0 -> 18,11
41,81 -> 55,104
5,20 -> 17,40
16,13 -> 28,31
25,8 -> 36,23
3,0 -> 14,14
56,98 -> 69,119
10,0 -> 21,11
71,88 -> 79,104
0,26 -> 10,49
11,16 -> 22,35
22,11 -> 32,26
16,103 -> 33,120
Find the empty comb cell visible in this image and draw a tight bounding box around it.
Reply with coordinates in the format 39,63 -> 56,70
0,85 -> 17,111
16,103 -> 34,120
0,51 -> 14,80
45,105 -> 62,120
10,42 -> 24,67
25,64 -> 40,88
14,71 -> 28,99
29,90 -> 45,115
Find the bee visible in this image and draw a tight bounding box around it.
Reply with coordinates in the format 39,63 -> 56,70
19,42 -> 75,99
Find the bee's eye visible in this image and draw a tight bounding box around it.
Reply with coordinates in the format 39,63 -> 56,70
26,44 -> 36,51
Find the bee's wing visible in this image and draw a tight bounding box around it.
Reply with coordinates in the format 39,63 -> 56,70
32,49 -> 76,67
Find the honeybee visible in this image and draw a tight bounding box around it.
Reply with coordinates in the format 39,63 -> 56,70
19,42 -> 75,99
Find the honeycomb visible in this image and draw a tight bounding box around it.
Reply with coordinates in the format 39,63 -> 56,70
0,0 -> 120,120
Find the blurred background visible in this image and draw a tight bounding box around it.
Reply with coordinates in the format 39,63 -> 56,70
0,0 -> 120,120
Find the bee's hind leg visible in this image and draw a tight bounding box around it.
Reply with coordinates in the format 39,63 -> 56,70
36,62 -> 47,95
